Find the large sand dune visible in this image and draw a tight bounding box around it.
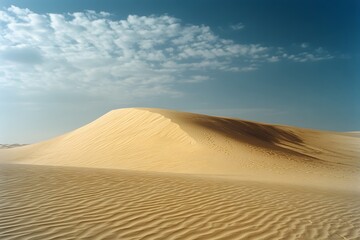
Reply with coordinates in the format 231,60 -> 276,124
1,108 -> 359,189
0,108 -> 359,239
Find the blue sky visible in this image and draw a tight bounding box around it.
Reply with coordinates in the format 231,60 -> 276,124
0,0 -> 359,143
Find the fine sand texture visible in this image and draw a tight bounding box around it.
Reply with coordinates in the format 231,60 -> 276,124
0,108 -> 359,239
0,164 -> 359,240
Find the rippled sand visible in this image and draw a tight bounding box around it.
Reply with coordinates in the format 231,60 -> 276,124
0,164 -> 359,240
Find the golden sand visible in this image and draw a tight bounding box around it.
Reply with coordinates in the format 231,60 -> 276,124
0,108 -> 359,239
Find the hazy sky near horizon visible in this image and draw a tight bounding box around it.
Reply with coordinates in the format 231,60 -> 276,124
0,0 -> 359,143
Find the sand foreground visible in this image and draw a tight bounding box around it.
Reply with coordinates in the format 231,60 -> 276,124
1,164 -> 359,240
0,108 -> 359,239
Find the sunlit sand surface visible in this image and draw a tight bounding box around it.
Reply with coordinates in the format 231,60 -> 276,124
1,164 -> 359,240
0,108 -> 359,239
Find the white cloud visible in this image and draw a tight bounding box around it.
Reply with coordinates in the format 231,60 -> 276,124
0,6 -> 270,98
286,48 -> 334,62
301,42 -> 309,48
281,44 -> 333,62
268,56 -> 280,63
0,6 -> 335,99
0,45 -> 43,64
184,75 -> 210,83
230,23 -> 245,31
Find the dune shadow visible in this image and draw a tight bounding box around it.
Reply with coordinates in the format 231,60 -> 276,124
190,116 -> 320,160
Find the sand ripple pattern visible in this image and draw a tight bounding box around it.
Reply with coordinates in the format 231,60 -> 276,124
0,164 -> 359,240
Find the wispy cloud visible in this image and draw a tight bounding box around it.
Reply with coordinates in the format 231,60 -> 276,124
0,6 -> 335,99
230,22 -> 245,31
301,42 -> 309,48
282,47 -> 334,62
272,45 -> 334,63
183,75 -> 210,83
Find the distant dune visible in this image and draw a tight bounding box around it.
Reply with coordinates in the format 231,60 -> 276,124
0,108 -> 359,239
0,144 -> 27,149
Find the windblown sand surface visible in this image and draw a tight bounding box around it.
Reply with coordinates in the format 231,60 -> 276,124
0,108 -> 359,239
1,164 -> 359,240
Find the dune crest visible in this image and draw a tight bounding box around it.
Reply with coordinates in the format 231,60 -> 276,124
0,108 -> 359,190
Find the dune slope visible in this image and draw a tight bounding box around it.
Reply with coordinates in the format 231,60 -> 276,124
0,108 -> 359,189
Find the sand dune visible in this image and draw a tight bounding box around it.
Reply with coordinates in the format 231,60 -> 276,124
1,108 -> 359,189
0,144 -> 27,149
0,108 -> 359,239
0,164 -> 359,240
